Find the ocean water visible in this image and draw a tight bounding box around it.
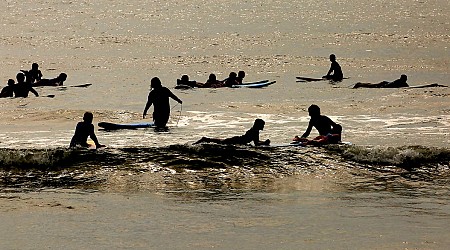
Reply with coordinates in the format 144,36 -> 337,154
0,0 -> 449,249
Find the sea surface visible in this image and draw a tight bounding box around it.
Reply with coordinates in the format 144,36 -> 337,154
0,0 -> 449,249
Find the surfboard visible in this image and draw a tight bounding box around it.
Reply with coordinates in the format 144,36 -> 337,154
98,122 -> 155,130
296,76 -> 349,82
231,81 -> 276,88
267,141 -> 352,148
407,83 -> 448,89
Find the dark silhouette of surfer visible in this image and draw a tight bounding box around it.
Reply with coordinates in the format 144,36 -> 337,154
70,112 -> 105,149
0,79 -> 15,98
21,63 -> 43,84
143,77 -> 182,130
293,105 -> 342,145
177,75 -> 199,88
236,71 -> 246,84
323,54 -> 343,82
13,72 -> 39,98
194,119 -> 270,146
34,73 -> 67,86
224,72 -> 239,87
353,74 -> 409,88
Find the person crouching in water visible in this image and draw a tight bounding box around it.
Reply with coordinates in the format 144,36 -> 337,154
194,119 -> 270,146
70,112 -> 105,149
143,77 -> 183,131
293,104 -> 342,145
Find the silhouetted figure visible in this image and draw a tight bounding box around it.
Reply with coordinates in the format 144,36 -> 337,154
143,77 -> 182,130
70,112 -> 105,149
323,54 -> 343,82
353,75 -> 409,88
194,119 -> 271,146
34,73 -> 67,86
20,63 -> 43,84
224,72 -> 238,87
0,79 -> 15,98
177,74 -> 199,88
202,73 -> 224,88
294,105 -> 342,145
13,72 -> 39,98
236,71 -> 246,84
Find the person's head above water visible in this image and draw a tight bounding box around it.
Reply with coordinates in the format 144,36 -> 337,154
16,72 -> 25,83
208,74 -> 217,82
238,71 -> 245,78
151,77 -> 162,89
58,73 -> 67,81
253,118 -> 265,130
83,112 -> 94,124
181,75 -> 189,82
400,74 -> 407,81
32,63 -> 39,70
7,79 -> 15,86
228,72 -> 237,79
308,104 -> 321,117
329,54 -> 336,62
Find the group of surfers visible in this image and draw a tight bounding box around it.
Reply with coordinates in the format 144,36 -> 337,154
71,79 -> 340,149
0,63 -> 67,98
177,71 -> 247,88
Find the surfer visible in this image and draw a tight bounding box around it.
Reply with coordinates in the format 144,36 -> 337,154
193,119 -> 270,146
177,75 -> 199,88
294,104 -> 342,145
236,71 -> 245,84
202,74 -> 223,88
34,73 -> 67,86
323,54 -> 343,82
0,79 -> 15,98
70,112 -> 105,149
143,77 -> 183,130
13,72 -> 39,98
224,72 -> 239,87
21,63 -> 43,84
353,74 -> 409,88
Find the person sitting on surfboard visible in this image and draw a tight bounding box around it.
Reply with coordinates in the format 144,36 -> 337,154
70,112 -> 105,149
143,77 -> 182,130
353,74 -> 409,88
236,71 -> 245,84
193,119 -> 270,146
34,73 -> 67,86
293,105 -> 342,145
323,54 -> 343,82
20,63 -> 43,84
0,79 -> 15,98
13,72 -> 39,98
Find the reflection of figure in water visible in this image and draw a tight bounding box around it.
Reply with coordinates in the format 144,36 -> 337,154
21,63 -> 43,84
203,73 -> 223,88
293,104 -> 342,145
70,112 -> 105,149
0,79 -> 15,98
323,54 -> 343,82
13,72 -> 39,98
224,72 -> 239,87
143,77 -> 183,130
236,71 -> 245,84
177,75 -> 199,88
194,119 -> 271,146
34,73 -> 67,86
353,74 -> 409,88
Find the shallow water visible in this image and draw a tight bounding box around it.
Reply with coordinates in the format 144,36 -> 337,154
1,0 -> 449,249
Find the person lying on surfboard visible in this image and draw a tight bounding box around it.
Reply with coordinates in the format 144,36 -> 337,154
193,119 -> 270,146
70,112 -> 105,149
236,71 -> 246,84
201,73 -> 224,88
177,74 -> 201,88
293,104 -> 342,145
223,72 -> 239,87
323,54 -> 344,82
353,74 -> 409,88
143,77 -> 183,130
34,73 -> 67,87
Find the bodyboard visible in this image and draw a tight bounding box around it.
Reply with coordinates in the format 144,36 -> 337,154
98,122 -> 155,130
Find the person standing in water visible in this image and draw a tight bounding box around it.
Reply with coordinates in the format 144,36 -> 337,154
13,72 -> 39,98
323,54 -> 343,82
70,112 -> 105,149
143,77 -> 183,130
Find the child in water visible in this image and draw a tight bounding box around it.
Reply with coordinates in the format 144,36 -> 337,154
194,119 -> 270,146
70,112 -> 105,149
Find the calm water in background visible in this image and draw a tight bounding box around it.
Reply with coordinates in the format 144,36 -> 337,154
0,0 -> 449,249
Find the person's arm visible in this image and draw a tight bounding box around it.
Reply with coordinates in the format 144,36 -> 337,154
29,86 -> 39,97
143,93 -> 153,118
301,120 -> 313,138
89,125 -> 104,148
168,90 -> 182,104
